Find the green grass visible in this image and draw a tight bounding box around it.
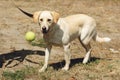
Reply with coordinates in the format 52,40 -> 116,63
2,59 -> 120,80
31,38 -> 46,48
3,70 -> 25,80
2,65 -> 55,80
2,66 -> 37,80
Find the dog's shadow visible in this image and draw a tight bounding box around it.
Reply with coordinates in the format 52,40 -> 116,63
0,50 -> 100,70
50,57 -> 100,70
0,49 -> 45,68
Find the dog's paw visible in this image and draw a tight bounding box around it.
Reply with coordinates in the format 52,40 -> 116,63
39,67 -> 46,72
62,66 -> 69,71
103,37 -> 111,42
39,69 -> 45,72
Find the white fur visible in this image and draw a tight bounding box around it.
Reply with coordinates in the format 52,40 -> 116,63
96,36 -> 111,43
103,37 -> 111,42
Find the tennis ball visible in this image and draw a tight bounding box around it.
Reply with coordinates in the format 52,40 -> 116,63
25,31 -> 36,41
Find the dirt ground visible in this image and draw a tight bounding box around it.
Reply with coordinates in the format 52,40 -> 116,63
0,0 -> 120,80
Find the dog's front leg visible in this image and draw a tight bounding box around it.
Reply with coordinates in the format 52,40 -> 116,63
62,44 -> 71,71
39,45 -> 52,72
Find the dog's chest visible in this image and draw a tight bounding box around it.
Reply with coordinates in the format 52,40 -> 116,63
43,28 -> 69,46
43,29 -> 64,46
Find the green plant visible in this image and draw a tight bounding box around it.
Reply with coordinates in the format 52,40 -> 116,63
31,38 -> 46,48
2,66 -> 37,80
3,70 -> 25,80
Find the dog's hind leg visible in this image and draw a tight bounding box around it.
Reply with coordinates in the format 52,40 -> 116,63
79,38 -> 92,64
81,43 -> 91,64
79,28 -> 94,63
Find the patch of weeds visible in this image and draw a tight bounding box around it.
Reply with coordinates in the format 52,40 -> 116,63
2,66 -> 37,80
24,65 -> 37,75
89,59 -> 100,65
82,59 -> 99,67
2,70 -> 25,80
31,38 -> 46,48
82,60 -> 100,71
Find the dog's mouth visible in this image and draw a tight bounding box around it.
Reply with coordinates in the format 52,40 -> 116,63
41,26 -> 49,34
42,29 -> 50,34
42,30 -> 48,34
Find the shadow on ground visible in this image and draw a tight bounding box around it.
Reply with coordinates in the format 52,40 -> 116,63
0,49 -> 101,70
0,50 -> 45,68
50,57 -> 100,70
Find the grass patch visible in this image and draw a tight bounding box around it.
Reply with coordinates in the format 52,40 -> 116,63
2,66 -> 56,80
3,70 -> 25,80
2,66 -> 37,80
31,38 -> 46,48
90,59 -> 100,65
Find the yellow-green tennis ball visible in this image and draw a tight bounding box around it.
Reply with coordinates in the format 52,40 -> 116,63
25,31 -> 36,41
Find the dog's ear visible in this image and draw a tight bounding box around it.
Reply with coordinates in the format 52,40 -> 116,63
51,11 -> 60,23
33,11 -> 41,23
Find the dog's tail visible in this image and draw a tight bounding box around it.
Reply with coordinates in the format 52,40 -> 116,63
94,34 -> 111,43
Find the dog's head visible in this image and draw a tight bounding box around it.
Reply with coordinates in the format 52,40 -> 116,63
17,7 -> 59,34
33,11 -> 60,34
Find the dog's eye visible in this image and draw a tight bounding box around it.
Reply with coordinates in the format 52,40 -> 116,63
40,19 -> 43,22
47,19 -> 51,22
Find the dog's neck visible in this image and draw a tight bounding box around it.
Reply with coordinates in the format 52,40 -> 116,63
43,18 -> 64,35
43,21 -> 60,38
43,18 -> 67,42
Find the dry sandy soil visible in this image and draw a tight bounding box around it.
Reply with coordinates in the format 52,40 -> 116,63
0,0 -> 120,80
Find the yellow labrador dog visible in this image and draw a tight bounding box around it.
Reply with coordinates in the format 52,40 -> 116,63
17,8 -> 111,72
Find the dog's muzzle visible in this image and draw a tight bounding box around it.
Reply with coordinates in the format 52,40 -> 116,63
42,27 -> 48,34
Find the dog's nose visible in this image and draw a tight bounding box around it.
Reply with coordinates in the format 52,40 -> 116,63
42,27 -> 46,31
